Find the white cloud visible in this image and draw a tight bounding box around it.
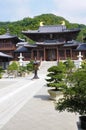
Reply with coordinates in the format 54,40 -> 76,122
53,0 -> 86,11
10,0 -> 31,21
0,0 -> 86,24
53,0 -> 86,24
0,0 -> 32,21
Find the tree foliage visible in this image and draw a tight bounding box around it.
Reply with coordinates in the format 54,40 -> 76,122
0,13 -> 85,42
26,60 -> 34,72
56,68 -> 86,115
46,62 -> 66,90
64,59 -> 75,75
7,61 -> 19,71
0,66 -> 5,78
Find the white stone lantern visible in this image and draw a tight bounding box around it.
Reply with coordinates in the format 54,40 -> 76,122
77,51 -> 83,68
18,53 -> 24,66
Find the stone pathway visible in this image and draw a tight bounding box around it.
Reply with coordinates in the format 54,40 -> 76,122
1,86 -> 80,130
0,75 -> 80,130
0,61 -> 82,130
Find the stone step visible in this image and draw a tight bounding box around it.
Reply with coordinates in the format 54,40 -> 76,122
39,61 -> 57,73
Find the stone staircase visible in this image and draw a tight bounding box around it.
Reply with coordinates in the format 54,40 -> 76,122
38,61 -> 57,75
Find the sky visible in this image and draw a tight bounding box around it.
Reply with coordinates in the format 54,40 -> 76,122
0,0 -> 86,25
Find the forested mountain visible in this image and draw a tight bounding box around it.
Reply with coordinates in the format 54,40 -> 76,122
0,13 -> 86,42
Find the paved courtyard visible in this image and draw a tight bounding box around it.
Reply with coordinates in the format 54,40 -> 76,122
1,86 -> 80,130
0,61 -> 82,130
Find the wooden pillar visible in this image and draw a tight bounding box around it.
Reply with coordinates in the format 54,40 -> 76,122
44,47 -> 46,61
57,47 -> 60,63
31,50 -> 34,60
70,49 -> 72,60
64,49 -> 66,60
57,47 -> 58,61
37,49 -> 39,60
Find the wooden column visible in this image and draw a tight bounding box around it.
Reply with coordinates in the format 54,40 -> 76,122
64,49 -> 66,60
37,49 -> 39,60
70,49 -> 72,60
44,47 -> 46,61
31,50 -> 34,60
57,47 -> 58,61
57,47 -> 60,63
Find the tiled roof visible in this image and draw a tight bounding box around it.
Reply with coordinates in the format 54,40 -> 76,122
15,46 -> 29,53
22,25 -> 80,34
76,43 -> 86,51
16,41 -> 37,48
0,32 -> 17,39
36,40 -> 64,45
16,42 -> 29,46
38,25 -> 66,32
64,40 -> 80,47
0,52 -> 13,58
0,31 -> 22,42
25,44 -> 37,48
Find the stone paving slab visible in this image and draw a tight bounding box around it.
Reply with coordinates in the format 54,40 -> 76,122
0,81 -> 16,89
1,86 -> 80,130
0,74 -> 33,89
0,67 -> 82,130
0,75 -> 46,129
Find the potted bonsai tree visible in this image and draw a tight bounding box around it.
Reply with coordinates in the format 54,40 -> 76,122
46,62 -> 66,100
55,68 -> 86,129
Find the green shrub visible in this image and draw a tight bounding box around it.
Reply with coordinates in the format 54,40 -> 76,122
46,62 -> 66,90
26,60 -> 34,72
56,68 -> 86,115
0,66 -> 4,78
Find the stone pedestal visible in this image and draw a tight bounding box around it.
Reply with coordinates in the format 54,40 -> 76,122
32,60 -> 39,79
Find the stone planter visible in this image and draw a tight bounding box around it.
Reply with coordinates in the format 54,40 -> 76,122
48,89 -> 63,100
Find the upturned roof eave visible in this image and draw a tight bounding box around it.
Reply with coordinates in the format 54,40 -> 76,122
64,44 -> 79,47
36,43 -> 64,46
22,28 -> 80,34
0,52 -> 13,58
76,43 -> 86,51
0,33 -> 22,42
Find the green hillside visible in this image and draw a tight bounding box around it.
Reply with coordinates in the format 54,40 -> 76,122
0,13 -> 86,42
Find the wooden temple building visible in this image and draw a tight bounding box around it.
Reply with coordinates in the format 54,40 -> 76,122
0,30 -> 22,68
0,23 -> 86,69
15,24 -> 86,61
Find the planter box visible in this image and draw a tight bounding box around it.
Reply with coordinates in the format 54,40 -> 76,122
48,89 -> 63,100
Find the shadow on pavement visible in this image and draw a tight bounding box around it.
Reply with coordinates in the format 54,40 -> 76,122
34,94 -> 50,101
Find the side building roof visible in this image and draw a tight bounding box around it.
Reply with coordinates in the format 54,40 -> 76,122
0,30 -> 22,43
64,40 -> 81,47
76,43 -> 86,51
0,52 -> 13,58
14,46 -> 29,53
